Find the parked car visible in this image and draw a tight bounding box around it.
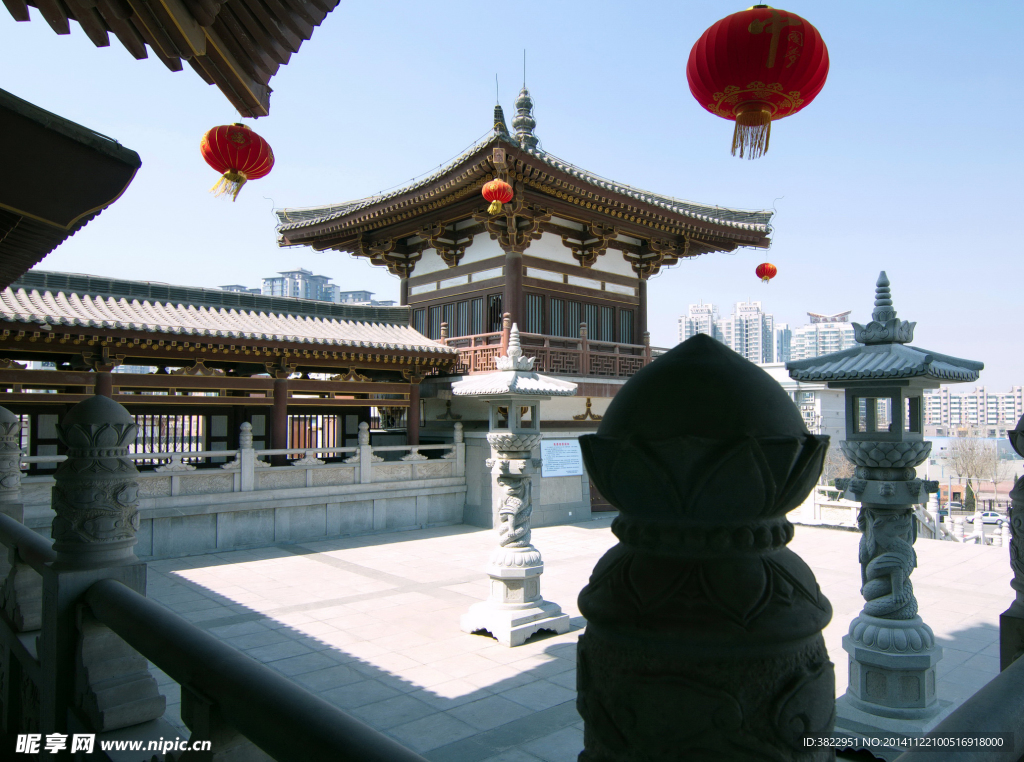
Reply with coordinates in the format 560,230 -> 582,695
945,501 -> 964,511
965,511 -> 1007,526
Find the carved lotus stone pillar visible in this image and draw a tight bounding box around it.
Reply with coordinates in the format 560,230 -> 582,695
51,395 -> 141,568
578,335 -> 835,761
0,406 -> 23,523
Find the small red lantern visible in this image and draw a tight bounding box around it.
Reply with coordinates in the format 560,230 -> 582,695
687,6 -> 829,159
756,262 -> 778,283
200,123 -> 274,201
482,178 -> 513,215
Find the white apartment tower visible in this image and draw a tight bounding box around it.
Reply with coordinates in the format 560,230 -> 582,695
719,301 -> 775,364
678,301 -> 721,343
789,311 -> 856,361
924,386 -> 1024,432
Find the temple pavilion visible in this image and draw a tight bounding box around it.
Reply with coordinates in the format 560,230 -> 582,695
276,89 -> 776,519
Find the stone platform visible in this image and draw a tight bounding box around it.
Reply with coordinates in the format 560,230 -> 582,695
142,520 -> 1009,761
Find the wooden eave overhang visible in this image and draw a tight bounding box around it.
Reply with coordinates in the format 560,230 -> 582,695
0,89 -> 141,290
277,136 -> 774,257
0,321 -> 457,376
5,0 -> 339,117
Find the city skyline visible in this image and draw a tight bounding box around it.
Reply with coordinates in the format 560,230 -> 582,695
2,1 -> 1021,387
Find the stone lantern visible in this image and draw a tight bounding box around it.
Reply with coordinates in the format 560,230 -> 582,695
453,325 -> 577,646
788,272 -> 983,751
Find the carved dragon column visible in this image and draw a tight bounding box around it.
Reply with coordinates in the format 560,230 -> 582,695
0,406 -> 23,523
455,326 -> 574,647
577,335 -> 835,761
1001,415 -> 1024,669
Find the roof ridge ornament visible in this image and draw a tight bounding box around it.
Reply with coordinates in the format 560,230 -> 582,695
512,87 -> 539,150
495,324 -> 535,371
493,104 -> 510,137
852,271 -> 915,345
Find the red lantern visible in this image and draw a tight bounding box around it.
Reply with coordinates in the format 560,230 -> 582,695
756,262 -> 777,283
200,123 -> 275,201
482,178 -> 513,215
687,6 -> 829,159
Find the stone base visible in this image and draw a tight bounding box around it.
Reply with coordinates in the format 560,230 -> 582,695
460,599 -> 570,647
834,695 -> 954,761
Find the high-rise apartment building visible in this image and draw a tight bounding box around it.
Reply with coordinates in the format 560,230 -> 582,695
678,301 -> 720,343
719,301 -> 775,364
774,323 -> 791,364
262,268 -> 335,301
221,271 -> 395,306
789,311 -> 856,361
924,386 -> 1024,434
678,300 -> 776,363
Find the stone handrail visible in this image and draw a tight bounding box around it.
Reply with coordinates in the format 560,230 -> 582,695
892,650 -> 1024,762
0,510 -> 56,571
85,578 -> 428,762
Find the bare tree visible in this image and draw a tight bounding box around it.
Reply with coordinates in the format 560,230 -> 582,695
979,444 -> 1012,510
820,443 -> 854,486
945,435 -> 992,511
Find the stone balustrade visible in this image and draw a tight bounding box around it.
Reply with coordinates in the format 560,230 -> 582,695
16,421 -> 467,559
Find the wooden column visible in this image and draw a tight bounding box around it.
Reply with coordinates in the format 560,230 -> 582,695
272,378 -> 289,466
400,278 -> 409,306
503,251 -> 523,327
407,377 -> 421,446
638,278 -> 648,340
95,371 -> 113,399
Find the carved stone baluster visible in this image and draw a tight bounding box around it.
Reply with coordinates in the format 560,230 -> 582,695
0,406 -> 40,632
37,395 -> 165,735
577,336 -> 835,760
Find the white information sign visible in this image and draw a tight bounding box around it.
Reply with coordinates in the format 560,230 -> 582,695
541,439 -> 584,478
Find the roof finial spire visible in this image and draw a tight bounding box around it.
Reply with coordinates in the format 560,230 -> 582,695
872,271 -> 895,323
492,73 -> 510,137
852,270 -> 916,345
495,324 -> 535,371
513,80 -> 539,150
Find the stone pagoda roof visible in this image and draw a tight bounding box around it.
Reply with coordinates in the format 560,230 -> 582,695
786,272 -> 982,384
0,275 -> 454,356
452,325 -> 577,397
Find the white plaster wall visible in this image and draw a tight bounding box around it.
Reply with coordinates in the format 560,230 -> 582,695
527,232 -> 638,280
412,236 -> 506,279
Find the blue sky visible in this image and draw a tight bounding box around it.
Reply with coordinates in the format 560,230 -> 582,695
2,2 -> 1022,388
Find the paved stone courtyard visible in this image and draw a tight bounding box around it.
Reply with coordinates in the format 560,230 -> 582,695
144,517 -> 1011,761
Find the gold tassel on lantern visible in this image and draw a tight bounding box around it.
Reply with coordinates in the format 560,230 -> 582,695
210,170 -> 248,202
488,200 -> 503,215
731,104 -> 772,160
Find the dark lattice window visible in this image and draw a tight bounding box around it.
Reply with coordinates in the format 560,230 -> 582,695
456,300 -> 470,337
550,298 -> 565,337
566,301 -> 581,338
442,302 -> 456,336
583,303 -> 599,339
599,305 -> 614,342
525,294 -> 544,334
428,306 -> 442,339
471,298 -> 484,334
413,309 -> 426,335
487,294 -> 503,332
620,309 -> 635,344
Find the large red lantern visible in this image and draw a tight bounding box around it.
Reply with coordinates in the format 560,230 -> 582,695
482,178 -> 513,215
200,123 -> 275,201
687,6 -> 829,159
756,262 -> 778,283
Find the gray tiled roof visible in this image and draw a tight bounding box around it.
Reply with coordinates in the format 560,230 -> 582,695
0,286 -> 455,355
276,134 -> 773,235
786,344 -> 983,383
